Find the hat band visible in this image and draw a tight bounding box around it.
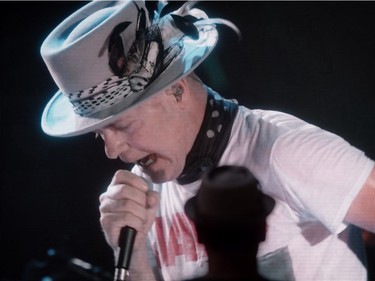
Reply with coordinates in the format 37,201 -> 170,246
67,75 -> 133,116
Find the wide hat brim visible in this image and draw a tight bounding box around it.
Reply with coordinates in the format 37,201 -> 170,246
41,2 -> 219,137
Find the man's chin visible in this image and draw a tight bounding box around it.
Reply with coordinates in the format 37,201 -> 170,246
140,166 -> 180,184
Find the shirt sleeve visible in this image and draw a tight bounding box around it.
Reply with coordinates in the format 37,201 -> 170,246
271,125 -> 374,234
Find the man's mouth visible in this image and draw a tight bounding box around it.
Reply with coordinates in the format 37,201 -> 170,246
137,154 -> 156,167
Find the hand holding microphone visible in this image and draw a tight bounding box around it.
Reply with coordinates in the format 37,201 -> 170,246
98,170 -> 160,281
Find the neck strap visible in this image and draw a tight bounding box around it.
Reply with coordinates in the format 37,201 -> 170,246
177,87 -> 239,185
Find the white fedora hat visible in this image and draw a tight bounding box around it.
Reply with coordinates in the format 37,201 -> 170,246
40,0 -> 239,137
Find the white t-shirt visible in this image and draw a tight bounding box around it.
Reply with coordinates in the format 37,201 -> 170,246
133,106 -> 374,281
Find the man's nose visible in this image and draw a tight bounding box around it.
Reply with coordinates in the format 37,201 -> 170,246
102,130 -> 129,159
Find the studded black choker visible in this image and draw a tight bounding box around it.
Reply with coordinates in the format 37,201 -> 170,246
176,87 -> 239,185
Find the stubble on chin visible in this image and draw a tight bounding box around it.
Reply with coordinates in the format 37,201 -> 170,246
146,165 -> 184,184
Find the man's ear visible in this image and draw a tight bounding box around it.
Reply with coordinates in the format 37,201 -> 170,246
166,79 -> 188,104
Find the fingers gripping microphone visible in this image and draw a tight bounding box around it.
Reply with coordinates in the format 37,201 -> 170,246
114,226 -> 137,281
113,177 -> 152,281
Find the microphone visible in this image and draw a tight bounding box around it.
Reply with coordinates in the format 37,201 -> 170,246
114,226 -> 137,281
113,176 -> 151,281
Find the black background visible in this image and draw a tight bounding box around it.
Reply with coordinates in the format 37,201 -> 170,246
1,1 -> 374,280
